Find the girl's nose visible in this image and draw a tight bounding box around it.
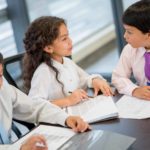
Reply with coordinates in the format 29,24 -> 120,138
68,37 -> 72,45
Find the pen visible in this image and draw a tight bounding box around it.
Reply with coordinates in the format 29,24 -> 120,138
35,142 -> 46,148
68,91 -> 94,98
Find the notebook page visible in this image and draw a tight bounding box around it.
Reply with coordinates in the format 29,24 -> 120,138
67,95 -> 118,123
13,125 -> 75,150
117,95 -> 150,119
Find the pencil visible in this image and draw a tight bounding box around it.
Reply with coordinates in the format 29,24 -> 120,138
68,91 -> 94,98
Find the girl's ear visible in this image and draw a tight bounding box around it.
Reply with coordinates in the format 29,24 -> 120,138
43,45 -> 53,54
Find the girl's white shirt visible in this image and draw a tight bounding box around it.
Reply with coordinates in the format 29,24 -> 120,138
29,57 -> 103,101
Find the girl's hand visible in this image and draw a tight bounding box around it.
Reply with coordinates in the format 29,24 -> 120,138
67,89 -> 88,106
92,78 -> 113,96
132,86 -> 150,100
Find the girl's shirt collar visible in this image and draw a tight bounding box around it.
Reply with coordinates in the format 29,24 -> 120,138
51,57 -> 67,70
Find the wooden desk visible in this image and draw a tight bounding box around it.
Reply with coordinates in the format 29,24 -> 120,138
91,95 -> 150,150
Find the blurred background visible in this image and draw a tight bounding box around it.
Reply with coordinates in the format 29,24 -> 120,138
0,0 -> 138,83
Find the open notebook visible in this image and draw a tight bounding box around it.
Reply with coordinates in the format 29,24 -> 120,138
66,95 -> 118,123
13,124 -> 136,150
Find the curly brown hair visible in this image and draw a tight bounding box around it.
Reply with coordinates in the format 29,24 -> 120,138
23,16 -> 66,94
0,53 -> 3,64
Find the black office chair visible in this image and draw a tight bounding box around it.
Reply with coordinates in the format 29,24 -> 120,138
3,53 -> 24,91
3,53 -> 35,131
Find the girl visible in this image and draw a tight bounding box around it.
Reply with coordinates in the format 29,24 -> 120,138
23,16 -> 113,108
112,0 -> 150,100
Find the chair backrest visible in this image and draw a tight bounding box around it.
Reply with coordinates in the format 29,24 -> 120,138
3,53 -> 25,91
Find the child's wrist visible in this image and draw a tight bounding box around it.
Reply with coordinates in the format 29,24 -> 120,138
132,87 -> 138,97
65,97 -> 71,106
92,77 -> 99,85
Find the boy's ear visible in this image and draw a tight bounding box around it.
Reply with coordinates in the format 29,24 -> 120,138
43,45 -> 53,54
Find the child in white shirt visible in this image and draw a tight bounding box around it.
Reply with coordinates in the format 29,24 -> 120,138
23,16 -> 113,108
112,0 -> 150,100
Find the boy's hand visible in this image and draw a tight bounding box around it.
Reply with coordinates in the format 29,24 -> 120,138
132,86 -> 150,100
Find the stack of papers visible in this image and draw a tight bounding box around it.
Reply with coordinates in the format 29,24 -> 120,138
67,95 -> 118,123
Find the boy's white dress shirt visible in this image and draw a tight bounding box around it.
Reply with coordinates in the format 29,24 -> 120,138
112,44 -> 147,96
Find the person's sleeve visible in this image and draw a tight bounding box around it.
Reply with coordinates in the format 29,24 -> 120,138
28,65 -> 52,101
0,145 -> 19,150
112,44 -> 138,96
73,61 -> 105,88
11,85 -> 69,126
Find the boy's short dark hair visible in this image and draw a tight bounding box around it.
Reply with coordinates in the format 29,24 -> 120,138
0,53 -> 4,64
122,0 -> 150,33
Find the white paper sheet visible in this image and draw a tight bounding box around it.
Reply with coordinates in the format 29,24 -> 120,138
67,95 -> 118,123
116,95 -> 150,119
12,125 -> 75,150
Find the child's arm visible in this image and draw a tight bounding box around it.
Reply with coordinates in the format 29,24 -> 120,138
71,60 -> 112,96
72,60 -> 105,90
112,45 -> 138,96
92,77 -> 113,96
51,89 -> 89,108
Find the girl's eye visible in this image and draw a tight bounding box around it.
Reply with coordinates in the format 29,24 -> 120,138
127,31 -> 132,34
62,37 -> 67,41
